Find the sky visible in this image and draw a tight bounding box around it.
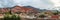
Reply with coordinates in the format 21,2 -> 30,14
0,0 -> 60,10
50,0 -> 60,10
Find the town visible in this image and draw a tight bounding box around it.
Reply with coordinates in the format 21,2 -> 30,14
0,5 -> 59,20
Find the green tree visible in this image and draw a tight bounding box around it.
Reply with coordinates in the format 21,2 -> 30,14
39,15 -> 46,18
4,14 -> 21,20
11,15 -> 21,20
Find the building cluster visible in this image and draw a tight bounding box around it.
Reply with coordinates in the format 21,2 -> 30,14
0,5 -> 59,20
0,5 -> 40,18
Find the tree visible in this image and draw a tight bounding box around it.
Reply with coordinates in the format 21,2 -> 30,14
53,10 -> 58,15
15,12 -> 22,14
4,14 -> 21,20
11,15 -> 21,20
53,13 -> 58,15
39,15 -> 46,18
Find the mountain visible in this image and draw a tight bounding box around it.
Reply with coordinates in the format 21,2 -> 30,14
23,6 -> 50,13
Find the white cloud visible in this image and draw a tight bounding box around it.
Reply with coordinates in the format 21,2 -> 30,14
13,0 -> 53,9
50,0 -> 60,10
50,0 -> 60,7
0,0 -> 53,9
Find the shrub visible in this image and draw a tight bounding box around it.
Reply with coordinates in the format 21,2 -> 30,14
4,14 -> 21,20
39,15 -> 46,18
53,13 -> 58,15
4,15 -> 11,20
